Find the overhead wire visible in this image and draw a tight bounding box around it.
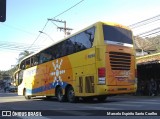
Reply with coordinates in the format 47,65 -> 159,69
26,20 -> 49,51
129,14 -> 160,53
26,0 -> 85,51
137,27 -> 160,36
129,14 -> 160,29
139,31 -> 160,38
0,41 -> 45,52
1,23 -> 37,36
53,0 -> 85,19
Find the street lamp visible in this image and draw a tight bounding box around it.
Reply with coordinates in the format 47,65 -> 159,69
39,31 -> 54,42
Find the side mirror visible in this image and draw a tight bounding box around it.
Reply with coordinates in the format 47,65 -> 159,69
0,0 -> 6,22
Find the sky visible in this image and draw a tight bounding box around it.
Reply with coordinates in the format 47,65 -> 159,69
0,0 -> 160,71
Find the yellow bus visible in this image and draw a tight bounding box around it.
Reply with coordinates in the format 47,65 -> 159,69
14,21 -> 137,102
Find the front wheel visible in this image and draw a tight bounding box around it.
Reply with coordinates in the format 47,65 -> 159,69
67,87 -> 77,103
24,89 -> 31,100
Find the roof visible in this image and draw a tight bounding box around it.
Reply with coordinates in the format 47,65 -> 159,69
136,52 -> 160,64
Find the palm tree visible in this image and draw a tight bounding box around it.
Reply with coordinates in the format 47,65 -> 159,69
18,50 -> 33,63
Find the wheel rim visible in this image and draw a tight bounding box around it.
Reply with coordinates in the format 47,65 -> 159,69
68,88 -> 75,102
57,88 -> 63,101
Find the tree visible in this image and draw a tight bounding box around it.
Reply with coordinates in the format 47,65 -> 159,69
0,72 -> 2,80
0,51 -> 33,83
17,50 -> 33,63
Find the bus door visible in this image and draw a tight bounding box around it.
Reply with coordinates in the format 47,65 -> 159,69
14,70 -> 24,95
14,70 -> 23,86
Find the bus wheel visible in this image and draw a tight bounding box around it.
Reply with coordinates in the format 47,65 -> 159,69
97,96 -> 107,102
24,89 -> 31,100
67,87 -> 77,103
56,87 -> 66,102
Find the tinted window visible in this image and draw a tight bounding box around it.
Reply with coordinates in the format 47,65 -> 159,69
20,61 -> 25,69
25,27 -> 95,66
103,25 -> 133,44
25,58 -> 31,68
75,27 -> 95,49
57,26 -> 95,55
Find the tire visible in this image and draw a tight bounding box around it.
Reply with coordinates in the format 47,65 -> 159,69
24,89 -> 31,100
56,87 -> 66,102
67,87 -> 77,103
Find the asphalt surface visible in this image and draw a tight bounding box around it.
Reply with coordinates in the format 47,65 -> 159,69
0,90 -> 160,119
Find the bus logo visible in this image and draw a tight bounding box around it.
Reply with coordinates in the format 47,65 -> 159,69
50,59 -> 65,86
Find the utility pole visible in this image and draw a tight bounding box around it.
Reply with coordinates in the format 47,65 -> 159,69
48,19 -> 73,37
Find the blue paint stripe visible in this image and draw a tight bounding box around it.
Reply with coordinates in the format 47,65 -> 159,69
26,81 -> 68,95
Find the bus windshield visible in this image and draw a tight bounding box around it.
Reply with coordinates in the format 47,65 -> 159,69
103,25 -> 133,45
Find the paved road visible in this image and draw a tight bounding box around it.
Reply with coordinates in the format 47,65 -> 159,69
0,92 -> 160,119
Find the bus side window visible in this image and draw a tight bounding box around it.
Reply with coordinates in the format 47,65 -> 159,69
66,39 -> 75,55
20,61 -> 25,70
34,56 -> 39,65
69,36 -> 77,53
19,70 -> 23,85
31,57 -> 34,66
25,58 -> 31,68
74,27 -> 95,52
39,52 -> 52,64
84,27 -> 95,47
30,55 -> 39,66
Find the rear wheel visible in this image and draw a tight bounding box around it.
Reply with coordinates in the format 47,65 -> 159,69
67,87 -> 77,103
56,87 -> 66,102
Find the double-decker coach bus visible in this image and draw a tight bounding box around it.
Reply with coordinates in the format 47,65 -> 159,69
14,21 -> 137,102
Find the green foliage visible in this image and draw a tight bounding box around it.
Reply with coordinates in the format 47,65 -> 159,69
17,50 -> 33,63
0,71 -> 10,80
0,50 -> 33,80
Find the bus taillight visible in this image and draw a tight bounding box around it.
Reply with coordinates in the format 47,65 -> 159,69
98,67 -> 106,84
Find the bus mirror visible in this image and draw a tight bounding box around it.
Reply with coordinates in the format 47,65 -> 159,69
0,0 -> 6,22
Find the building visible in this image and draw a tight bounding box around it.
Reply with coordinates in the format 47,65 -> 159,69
136,53 -> 160,95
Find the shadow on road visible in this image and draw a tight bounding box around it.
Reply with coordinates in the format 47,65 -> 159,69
32,96 -> 122,104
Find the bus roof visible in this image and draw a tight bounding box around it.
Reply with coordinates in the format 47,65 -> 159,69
19,21 -> 130,64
